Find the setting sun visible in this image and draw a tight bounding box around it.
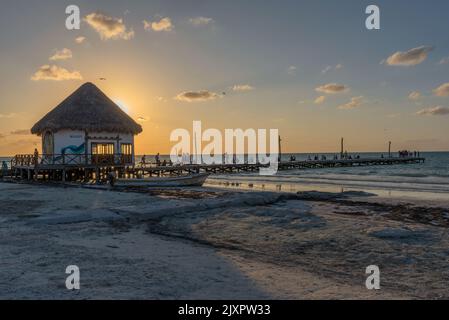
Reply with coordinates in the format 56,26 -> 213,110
113,99 -> 131,115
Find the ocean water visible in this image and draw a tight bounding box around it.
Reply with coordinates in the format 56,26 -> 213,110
3,153 -> 449,200
204,152 -> 449,201
0,157 -> 12,169
136,152 -> 449,197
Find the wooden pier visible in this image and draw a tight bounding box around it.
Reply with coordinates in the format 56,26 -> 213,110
1,153 -> 425,183
126,157 -> 426,176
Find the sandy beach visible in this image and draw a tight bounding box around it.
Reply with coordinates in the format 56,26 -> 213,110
1,181 -> 449,299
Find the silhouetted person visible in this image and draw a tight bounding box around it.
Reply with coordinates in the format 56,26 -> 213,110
33,148 -> 39,166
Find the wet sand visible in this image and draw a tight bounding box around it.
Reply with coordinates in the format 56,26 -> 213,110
1,182 -> 449,299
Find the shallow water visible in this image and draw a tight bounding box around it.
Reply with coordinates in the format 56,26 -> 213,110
3,152 -> 449,201
205,152 -> 449,202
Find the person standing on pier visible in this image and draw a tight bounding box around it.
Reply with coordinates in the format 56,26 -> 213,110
33,148 -> 39,166
141,155 -> 147,168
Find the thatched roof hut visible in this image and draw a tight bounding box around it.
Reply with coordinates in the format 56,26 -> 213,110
31,82 -> 142,135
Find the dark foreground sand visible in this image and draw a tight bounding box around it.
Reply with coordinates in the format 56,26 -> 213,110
1,182 -> 449,299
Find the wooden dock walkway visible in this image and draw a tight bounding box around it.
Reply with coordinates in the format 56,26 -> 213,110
1,156 -> 425,183
135,157 -> 425,176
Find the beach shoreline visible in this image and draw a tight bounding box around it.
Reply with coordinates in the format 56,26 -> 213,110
1,181 -> 449,299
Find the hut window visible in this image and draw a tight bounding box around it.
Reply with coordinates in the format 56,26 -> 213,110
91,143 -> 114,155
91,143 -> 115,165
121,143 -> 132,155
120,143 -> 133,164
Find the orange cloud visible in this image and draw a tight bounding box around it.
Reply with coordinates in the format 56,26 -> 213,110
384,46 -> 433,66
31,65 -> 82,81
84,12 -> 134,40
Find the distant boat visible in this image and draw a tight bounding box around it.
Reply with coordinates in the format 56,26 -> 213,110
114,173 -> 210,187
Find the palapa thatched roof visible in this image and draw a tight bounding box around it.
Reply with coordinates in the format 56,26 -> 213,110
31,82 -> 142,135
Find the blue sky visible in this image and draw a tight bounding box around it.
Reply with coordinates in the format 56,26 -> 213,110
0,0 -> 449,154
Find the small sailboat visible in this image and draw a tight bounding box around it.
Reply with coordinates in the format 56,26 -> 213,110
114,173 -> 210,187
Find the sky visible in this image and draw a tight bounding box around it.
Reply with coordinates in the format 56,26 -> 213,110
1,0 -> 449,155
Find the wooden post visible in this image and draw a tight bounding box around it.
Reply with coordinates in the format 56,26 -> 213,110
84,130 -> 89,165
388,141 -> 391,158
278,135 -> 282,163
95,167 -> 100,184
340,138 -> 344,159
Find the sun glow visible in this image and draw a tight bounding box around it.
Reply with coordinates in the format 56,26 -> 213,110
114,99 -> 130,114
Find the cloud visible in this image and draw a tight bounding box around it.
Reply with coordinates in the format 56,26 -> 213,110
155,96 -> 167,102
144,17 -> 173,32
49,48 -> 72,61
0,113 -> 16,119
439,57 -> 449,65
31,65 -> 82,81
84,12 -> 134,40
384,46 -> 433,66
189,17 -> 214,26
433,83 -> 449,97
75,36 -> 86,44
137,116 -> 150,122
321,66 -> 332,74
287,65 -> 297,75
314,96 -> 326,104
408,91 -> 421,100
175,90 -> 221,102
10,129 -> 30,135
232,84 -> 254,92
387,113 -> 400,118
338,96 -> 364,110
321,64 -> 343,74
416,106 -> 449,116
0,133 -> 5,139
316,83 -> 349,94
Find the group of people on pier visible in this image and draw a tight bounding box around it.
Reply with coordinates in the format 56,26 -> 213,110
140,153 -> 173,168
399,150 -> 420,158
11,149 -> 40,167
306,154 -> 361,161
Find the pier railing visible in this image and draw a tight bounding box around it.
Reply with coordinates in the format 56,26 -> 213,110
11,154 -> 133,168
